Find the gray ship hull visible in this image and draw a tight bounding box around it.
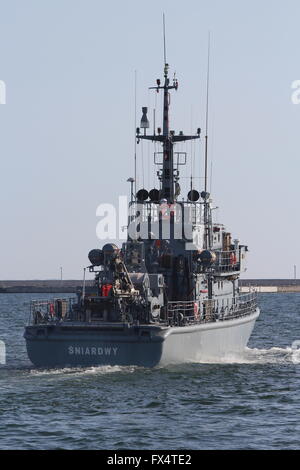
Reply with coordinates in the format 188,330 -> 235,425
24,308 -> 260,368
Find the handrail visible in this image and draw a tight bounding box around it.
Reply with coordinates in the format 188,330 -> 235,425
167,292 -> 257,326
128,201 -> 204,226
28,293 -> 257,328
215,250 -> 239,268
29,297 -> 77,325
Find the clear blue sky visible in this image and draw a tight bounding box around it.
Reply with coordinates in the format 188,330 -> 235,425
0,0 -> 299,279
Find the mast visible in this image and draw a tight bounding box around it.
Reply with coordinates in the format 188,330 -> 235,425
160,15 -> 173,201
161,63 -> 174,202
135,15 -> 202,203
136,66 -> 200,203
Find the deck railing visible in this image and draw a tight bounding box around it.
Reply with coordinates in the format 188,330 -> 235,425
204,250 -> 241,273
29,292 -> 257,328
128,201 -> 204,227
29,297 -> 77,325
167,292 -> 257,326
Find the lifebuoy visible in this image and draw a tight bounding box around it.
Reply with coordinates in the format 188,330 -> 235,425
160,203 -> 170,220
230,253 -> 237,265
160,203 -> 175,220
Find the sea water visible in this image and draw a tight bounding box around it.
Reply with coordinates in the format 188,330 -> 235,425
0,292 -> 299,450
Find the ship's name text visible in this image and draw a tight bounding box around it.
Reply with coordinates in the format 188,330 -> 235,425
68,346 -> 118,356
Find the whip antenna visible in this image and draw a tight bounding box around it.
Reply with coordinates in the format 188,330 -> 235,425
204,32 -> 211,194
134,70 -> 137,197
163,13 -> 167,65
203,32 -> 211,251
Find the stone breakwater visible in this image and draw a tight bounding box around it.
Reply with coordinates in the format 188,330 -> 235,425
0,280 -> 93,293
1,279 -> 300,293
239,279 -> 300,293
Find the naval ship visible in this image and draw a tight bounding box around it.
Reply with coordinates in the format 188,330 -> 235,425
24,59 -> 260,367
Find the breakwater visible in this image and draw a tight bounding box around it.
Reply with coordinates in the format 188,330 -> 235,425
0,279 -> 300,293
0,280 -> 93,294
239,279 -> 300,293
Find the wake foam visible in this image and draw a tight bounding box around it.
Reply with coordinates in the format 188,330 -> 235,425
192,347 -> 298,365
29,365 -> 138,377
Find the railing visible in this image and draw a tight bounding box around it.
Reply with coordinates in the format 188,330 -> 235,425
128,201 -> 204,226
29,297 -> 78,325
212,250 -> 240,273
167,292 -> 257,326
29,293 -> 257,328
167,301 -> 195,324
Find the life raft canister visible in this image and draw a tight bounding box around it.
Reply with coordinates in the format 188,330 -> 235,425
194,302 -> 200,319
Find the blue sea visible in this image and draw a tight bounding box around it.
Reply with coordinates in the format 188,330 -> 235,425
0,292 -> 300,450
